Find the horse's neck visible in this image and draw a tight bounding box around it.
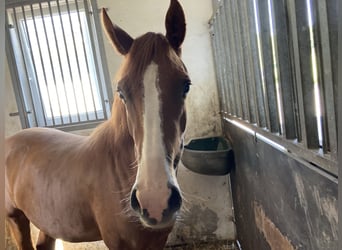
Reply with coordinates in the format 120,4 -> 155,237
85,101 -> 136,199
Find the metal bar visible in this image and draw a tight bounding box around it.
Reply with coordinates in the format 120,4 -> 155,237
223,115 -> 338,176
294,0 -> 319,149
75,0 -> 98,120
56,0 -> 81,122
19,6 -> 39,127
316,0 -> 337,159
247,0 -> 265,127
216,6 -> 229,114
272,0 -> 297,139
39,2 -> 64,124
221,1 -> 235,116
219,3 -> 232,114
11,6 -> 38,127
231,0 -> 250,122
267,0 -> 285,136
212,15 -> 226,114
5,12 -> 30,128
252,0 -> 270,129
31,5 -> 55,126
223,1 -> 236,116
83,0 -> 109,119
237,0 -> 257,124
210,16 -> 224,113
47,1 -> 72,124
325,0 -> 338,130
88,0 -> 113,117
221,1 -> 237,115
309,0 -> 329,153
22,4 -> 48,126
210,19 -> 225,114
30,5 -> 56,126
65,0 -> 90,121
225,0 -> 242,118
7,0 -> 56,9
308,0 -> 327,153
286,0 -> 306,145
257,0 -> 280,133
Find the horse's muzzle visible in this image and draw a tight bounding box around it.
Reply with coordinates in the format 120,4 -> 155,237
130,184 -> 182,229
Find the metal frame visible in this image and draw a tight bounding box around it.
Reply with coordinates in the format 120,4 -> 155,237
210,0 -> 338,175
6,0 -> 113,131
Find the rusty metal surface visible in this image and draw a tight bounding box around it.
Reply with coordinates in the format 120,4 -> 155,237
225,120 -> 338,250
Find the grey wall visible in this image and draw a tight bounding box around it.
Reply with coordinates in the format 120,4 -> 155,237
225,120 -> 338,250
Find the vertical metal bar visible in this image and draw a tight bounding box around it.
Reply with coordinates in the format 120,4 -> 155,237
247,0 -> 266,127
272,0 -> 297,139
22,5 -> 48,126
252,0 -> 270,129
222,1 -> 238,117
310,0 -> 332,156
316,0 -> 337,159
268,0 -> 285,136
11,6 -> 38,127
65,0 -> 90,120
308,0 -> 326,152
237,0 -> 257,124
225,0 -> 242,118
30,5 -> 56,126
56,0 -> 81,122
221,1 -> 235,116
231,0 -> 250,122
6,11 -> 30,128
74,0 -> 98,120
325,0 -> 338,131
287,0 -> 306,145
83,0 -> 108,119
220,3 -> 232,114
88,0 -> 113,117
212,15 -> 225,114
257,0 -> 280,133
18,6 -> 40,127
47,1 -> 72,124
210,19 -> 225,114
294,0 -> 319,149
39,2 -> 64,124
216,6 -> 228,114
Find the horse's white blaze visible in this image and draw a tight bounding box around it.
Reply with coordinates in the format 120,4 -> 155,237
135,62 -> 171,222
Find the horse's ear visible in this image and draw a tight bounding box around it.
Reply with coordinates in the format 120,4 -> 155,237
101,8 -> 134,55
165,0 -> 186,55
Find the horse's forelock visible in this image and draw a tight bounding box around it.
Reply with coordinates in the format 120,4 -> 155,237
117,32 -> 183,85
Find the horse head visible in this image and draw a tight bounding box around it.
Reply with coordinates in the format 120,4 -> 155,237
101,0 -> 190,229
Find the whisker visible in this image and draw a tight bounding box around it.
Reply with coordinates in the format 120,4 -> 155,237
129,159 -> 139,168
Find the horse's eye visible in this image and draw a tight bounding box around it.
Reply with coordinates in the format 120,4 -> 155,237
117,89 -> 126,103
183,81 -> 191,97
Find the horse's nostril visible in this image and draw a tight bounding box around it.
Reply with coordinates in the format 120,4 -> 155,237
130,189 -> 140,212
168,186 -> 182,212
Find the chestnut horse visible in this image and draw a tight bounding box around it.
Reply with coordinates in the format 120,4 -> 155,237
5,1 -> 191,249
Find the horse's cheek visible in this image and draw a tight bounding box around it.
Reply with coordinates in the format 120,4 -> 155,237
179,110 -> 186,133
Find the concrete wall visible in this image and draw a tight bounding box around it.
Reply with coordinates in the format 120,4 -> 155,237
5,0 -> 235,248
224,120 -> 338,250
